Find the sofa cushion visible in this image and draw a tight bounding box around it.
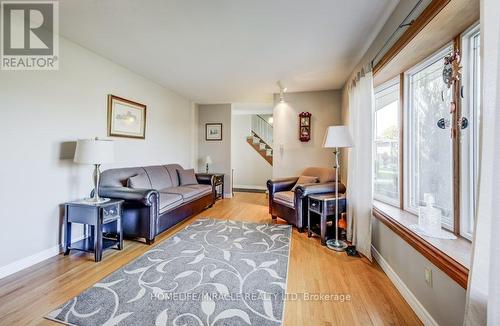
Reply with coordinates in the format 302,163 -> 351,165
143,166 -> 173,190
273,191 -> 295,208
301,167 -> 336,183
161,186 -> 207,200
159,192 -> 183,213
164,164 -> 184,187
185,184 -> 213,196
178,168 -> 198,186
127,173 -> 152,189
291,175 -> 318,191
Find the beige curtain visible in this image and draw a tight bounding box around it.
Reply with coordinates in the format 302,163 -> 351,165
464,0 -> 500,324
347,70 -> 374,260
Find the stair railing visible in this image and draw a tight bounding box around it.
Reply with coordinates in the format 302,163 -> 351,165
251,115 -> 273,148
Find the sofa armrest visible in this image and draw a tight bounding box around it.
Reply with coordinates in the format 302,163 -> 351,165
196,173 -> 214,185
98,187 -> 159,206
267,177 -> 299,195
294,182 -> 346,199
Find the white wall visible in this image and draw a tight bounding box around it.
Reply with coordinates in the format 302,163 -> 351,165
372,219 -> 467,326
231,115 -> 272,189
273,90 -> 342,178
0,37 -> 194,277
197,104 -> 232,196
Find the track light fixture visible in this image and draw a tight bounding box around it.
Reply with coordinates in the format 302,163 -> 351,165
277,80 -> 287,102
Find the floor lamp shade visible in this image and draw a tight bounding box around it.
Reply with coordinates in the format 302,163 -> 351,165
74,139 -> 114,164
323,126 -> 354,148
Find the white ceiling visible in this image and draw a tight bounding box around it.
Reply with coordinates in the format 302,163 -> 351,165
59,0 -> 398,103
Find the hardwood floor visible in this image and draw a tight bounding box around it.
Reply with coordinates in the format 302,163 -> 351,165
0,193 -> 421,325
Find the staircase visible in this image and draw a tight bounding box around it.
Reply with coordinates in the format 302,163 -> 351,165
246,115 -> 273,165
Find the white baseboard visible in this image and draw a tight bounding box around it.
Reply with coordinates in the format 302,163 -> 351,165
223,193 -> 233,198
233,184 -> 267,190
372,246 -> 438,326
0,235 -> 86,280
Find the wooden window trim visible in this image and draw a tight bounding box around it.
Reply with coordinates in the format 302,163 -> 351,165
373,205 -> 469,288
373,0 -> 451,75
452,34 -> 462,235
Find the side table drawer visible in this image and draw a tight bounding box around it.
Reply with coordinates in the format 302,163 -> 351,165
67,206 -> 97,224
103,204 -> 120,223
309,198 -> 322,213
324,197 -> 347,215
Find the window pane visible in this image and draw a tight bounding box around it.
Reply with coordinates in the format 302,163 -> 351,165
374,82 -> 399,204
407,49 -> 454,229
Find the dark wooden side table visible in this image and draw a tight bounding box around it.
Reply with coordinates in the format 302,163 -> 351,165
64,199 -> 124,262
307,194 -> 346,245
198,173 -> 224,200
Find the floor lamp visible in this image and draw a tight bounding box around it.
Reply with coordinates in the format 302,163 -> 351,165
323,126 -> 354,251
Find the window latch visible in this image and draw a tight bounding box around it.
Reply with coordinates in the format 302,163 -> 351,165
437,118 -> 450,129
460,117 -> 469,130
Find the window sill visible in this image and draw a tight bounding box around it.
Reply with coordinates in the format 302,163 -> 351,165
372,201 -> 471,288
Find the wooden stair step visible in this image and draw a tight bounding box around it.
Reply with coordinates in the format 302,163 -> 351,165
246,137 -> 273,166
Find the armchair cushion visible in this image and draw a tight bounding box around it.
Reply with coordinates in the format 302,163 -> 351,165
301,167 -> 337,183
273,191 -> 295,208
291,175 -> 318,191
127,173 -> 152,189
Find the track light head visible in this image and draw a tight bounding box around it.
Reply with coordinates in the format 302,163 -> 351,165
277,80 -> 287,102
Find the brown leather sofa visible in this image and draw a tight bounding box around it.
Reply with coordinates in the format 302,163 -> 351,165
267,167 -> 346,231
98,164 -> 215,244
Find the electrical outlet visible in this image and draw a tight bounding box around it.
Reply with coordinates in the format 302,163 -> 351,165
424,267 -> 433,287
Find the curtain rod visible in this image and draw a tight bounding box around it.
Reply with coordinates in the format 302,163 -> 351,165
349,0 -> 427,90
370,0 -> 426,67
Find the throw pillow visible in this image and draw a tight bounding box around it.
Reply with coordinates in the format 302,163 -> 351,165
127,173 -> 151,189
178,168 -> 198,186
291,175 -> 319,191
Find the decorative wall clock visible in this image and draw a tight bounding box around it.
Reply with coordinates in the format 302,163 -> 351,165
299,112 -> 311,142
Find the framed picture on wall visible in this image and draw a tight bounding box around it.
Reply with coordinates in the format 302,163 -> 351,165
107,94 -> 146,139
205,123 -> 223,141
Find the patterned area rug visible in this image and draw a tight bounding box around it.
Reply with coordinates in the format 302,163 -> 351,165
47,218 -> 291,326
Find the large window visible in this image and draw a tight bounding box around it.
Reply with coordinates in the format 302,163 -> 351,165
374,80 -> 400,205
374,26 -> 482,239
405,45 -> 454,230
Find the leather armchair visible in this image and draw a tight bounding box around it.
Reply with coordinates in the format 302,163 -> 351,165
267,168 -> 346,231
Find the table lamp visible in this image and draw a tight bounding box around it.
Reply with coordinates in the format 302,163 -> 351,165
205,156 -> 212,173
323,126 -> 354,251
74,138 -> 115,203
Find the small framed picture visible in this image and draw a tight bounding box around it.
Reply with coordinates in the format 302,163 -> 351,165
205,123 -> 223,141
107,95 -> 146,139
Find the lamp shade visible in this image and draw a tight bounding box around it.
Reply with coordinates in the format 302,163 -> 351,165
74,139 -> 114,164
323,126 -> 354,148
205,156 -> 213,164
